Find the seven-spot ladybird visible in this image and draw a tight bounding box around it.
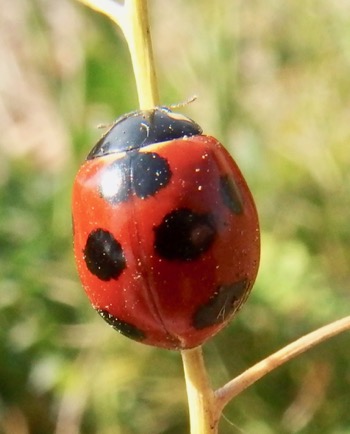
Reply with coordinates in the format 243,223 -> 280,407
72,108 -> 260,350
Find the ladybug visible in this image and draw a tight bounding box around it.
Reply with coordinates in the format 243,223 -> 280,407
72,107 -> 260,350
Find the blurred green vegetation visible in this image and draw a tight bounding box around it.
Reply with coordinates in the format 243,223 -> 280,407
0,1 -> 349,433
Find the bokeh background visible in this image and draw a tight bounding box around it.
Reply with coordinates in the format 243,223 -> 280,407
1,1 -> 349,433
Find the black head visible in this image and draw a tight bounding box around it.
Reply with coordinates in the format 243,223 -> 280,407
87,108 -> 203,160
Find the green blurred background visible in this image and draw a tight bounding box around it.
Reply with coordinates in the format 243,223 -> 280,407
0,1 -> 349,433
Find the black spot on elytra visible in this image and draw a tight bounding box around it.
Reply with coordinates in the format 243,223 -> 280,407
96,309 -> 146,341
99,152 -> 171,204
131,152 -> 172,199
192,279 -> 249,329
220,175 -> 243,214
84,229 -> 126,281
154,208 -> 216,261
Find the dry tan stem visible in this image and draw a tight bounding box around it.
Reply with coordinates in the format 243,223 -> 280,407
76,0 -> 124,27
123,0 -> 159,108
181,347 -> 218,434
181,317 -> 350,433
215,315 -> 350,414
75,0 -> 159,108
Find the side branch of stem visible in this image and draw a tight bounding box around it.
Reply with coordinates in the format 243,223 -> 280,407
76,0 -> 124,27
215,315 -> 350,414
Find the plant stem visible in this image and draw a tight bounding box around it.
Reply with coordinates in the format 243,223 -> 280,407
76,0 -> 124,26
76,0 -> 159,109
215,315 -> 350,414
123,0 -> 159,109
181,347 -> 219,434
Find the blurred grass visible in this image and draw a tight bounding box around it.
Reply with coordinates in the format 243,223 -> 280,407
0,0 -> 350,433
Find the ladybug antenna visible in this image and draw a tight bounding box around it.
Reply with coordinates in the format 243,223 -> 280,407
167,95 -> 198,110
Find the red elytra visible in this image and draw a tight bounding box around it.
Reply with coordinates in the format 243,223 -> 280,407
72,108 -> 260,350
